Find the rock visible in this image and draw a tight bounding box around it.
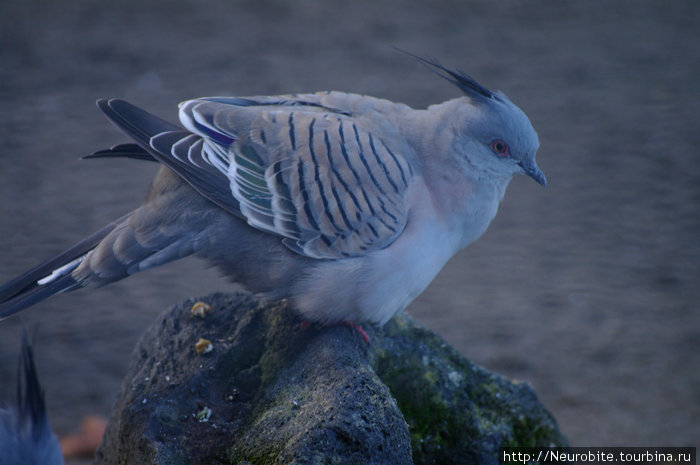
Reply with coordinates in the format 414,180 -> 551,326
366,316 -> 567,464
95,292 -> 566,465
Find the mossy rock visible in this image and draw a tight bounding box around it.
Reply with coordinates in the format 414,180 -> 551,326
367,314 -> 566,464
95,292 -> 565,465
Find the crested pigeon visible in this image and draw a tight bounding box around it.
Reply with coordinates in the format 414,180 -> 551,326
0,58 -> 545,325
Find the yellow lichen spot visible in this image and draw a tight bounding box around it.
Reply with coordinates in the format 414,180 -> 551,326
191,301 -> 211,318
195,338 -> 213,354
195,406 -> 212,422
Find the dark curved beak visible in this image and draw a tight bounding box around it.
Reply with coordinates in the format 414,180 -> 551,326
518,160 -> 546,186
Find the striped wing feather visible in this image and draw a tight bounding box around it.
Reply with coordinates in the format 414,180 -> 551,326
181,98 -> 415,259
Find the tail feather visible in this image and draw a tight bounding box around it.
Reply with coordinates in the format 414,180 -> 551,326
0,275 -> 81,320
0,215 -> 127,320
1,99 -> 213,319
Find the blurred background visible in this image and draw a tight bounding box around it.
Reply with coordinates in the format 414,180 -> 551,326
1,0 -> 698,462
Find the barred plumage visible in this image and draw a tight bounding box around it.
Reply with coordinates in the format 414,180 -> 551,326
175,97 -> 415,259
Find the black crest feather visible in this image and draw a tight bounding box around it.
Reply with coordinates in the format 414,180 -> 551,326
396,48 -> 499,102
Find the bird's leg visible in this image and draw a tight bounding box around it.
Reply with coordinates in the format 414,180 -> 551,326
341,321 -> 371,343
299,320 -> 312,332
299,320 -> 370,343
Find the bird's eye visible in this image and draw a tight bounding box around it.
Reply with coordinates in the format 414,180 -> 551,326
489,139 -> 510,157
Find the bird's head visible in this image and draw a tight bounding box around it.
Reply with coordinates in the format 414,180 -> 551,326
420,56 -> 545,187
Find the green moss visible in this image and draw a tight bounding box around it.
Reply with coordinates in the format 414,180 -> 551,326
257,303 -> 304,386
375,355 -> 473,464
422,368 -> 439,385
371,313 -> 567,464
504,415 -> 560,448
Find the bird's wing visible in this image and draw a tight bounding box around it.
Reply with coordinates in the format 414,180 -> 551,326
98,97 -> 416,259
84,143 -> 157,162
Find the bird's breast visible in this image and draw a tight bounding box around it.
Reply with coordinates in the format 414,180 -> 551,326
290,188 -> 459,325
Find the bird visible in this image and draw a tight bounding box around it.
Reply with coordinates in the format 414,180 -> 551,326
0,333 -> 65,465
0,56 -> 545,326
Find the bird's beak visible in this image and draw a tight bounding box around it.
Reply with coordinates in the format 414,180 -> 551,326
518,160 -> 546,186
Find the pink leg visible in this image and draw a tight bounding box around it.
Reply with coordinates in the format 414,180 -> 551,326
342,321 -> 371,343
299,320 -> 312,331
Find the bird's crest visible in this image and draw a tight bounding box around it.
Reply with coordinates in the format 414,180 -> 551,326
396,49 -> 501,102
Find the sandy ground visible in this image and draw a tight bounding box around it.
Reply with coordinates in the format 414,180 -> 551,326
1,0 -> 698,461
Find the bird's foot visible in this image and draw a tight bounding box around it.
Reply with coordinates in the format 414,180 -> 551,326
342,321 -> 371,343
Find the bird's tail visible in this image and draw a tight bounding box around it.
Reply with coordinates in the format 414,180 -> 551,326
0,216 -> 126,320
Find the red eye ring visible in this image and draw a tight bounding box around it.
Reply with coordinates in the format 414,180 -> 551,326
489,139 -> 510,157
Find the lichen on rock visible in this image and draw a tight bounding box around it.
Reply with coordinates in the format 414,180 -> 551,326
95,292 -> 566,465
367,313 -> 566,464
